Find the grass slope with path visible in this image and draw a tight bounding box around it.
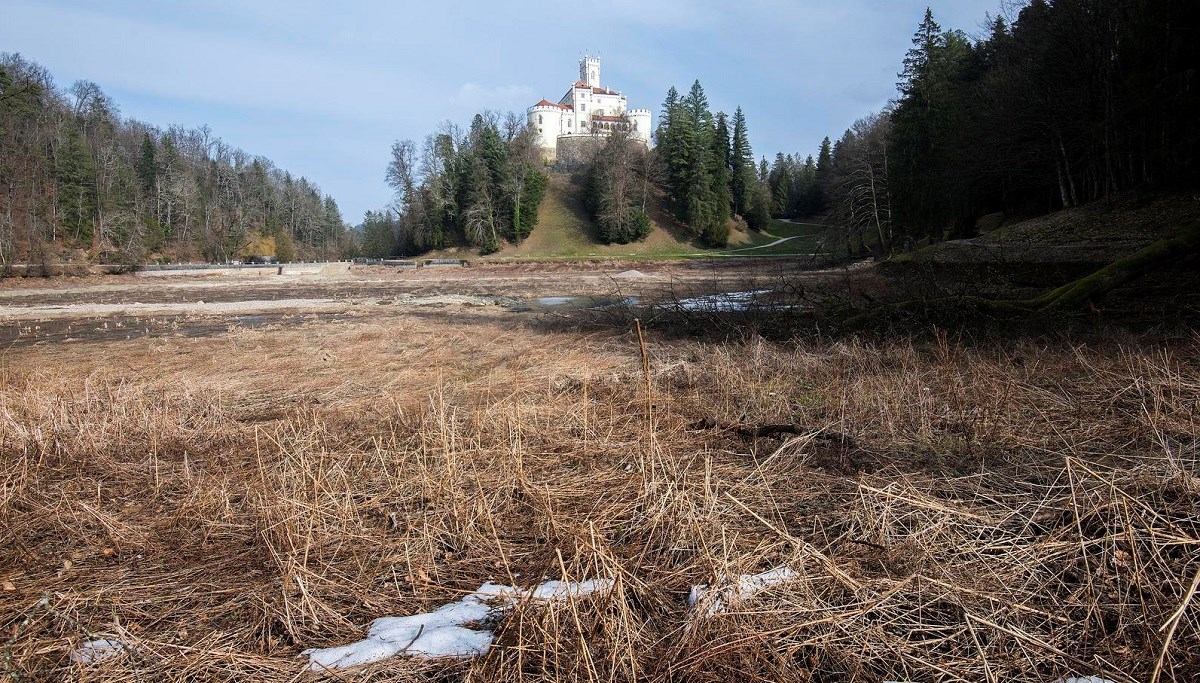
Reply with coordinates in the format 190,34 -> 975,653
483,174 -> 840,262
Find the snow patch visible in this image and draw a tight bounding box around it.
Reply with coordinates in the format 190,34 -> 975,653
526,579 -> 614,600
304,578 -> 613,671
667,290 -> 773,312
688,566 -> 798,616
69,639 -> 126,664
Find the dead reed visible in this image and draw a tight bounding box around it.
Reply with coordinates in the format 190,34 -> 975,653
1,317 -> 1197,681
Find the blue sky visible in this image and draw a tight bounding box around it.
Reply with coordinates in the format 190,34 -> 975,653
1,0 -> 1005,223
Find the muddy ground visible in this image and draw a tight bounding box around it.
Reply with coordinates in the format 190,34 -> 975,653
0,258 -> 881,347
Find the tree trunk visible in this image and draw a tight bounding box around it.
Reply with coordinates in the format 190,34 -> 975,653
1029,223 -> 1200,310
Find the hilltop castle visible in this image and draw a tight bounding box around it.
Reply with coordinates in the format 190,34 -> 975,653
528,55 -> 652,162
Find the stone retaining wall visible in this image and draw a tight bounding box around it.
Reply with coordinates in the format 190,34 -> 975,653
553,136 -> 605,170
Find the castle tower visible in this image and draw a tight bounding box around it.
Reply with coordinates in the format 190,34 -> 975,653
580,54 -> 600,88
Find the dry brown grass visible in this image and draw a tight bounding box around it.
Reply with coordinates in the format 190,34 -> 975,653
2,314 -> 1198,681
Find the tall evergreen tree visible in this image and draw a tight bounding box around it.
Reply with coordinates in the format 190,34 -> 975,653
729,107 -> 755,218
769,153 -> 791,218
656,86 -> 679,145
54,123 -> 96,243
679,81 -> 727,246
136,132 -> 157,193
889,7 -> 976,240
815,136 -> 832,197
711,112 -> 734,222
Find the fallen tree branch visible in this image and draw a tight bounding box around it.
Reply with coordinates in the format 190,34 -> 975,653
689,418 -> 854,446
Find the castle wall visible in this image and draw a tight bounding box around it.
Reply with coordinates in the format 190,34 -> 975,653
592,92 -> 626,117
553,136 -> 605,169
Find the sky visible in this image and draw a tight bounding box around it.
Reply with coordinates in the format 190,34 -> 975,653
1,0 -> 1006,224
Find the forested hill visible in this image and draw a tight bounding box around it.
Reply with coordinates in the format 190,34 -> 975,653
821,1 -> 1199,255
0,53 -> 353,267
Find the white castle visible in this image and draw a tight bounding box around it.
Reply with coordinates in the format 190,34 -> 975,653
527,55 -> 652,162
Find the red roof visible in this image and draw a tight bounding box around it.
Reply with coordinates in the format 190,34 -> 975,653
572,82 -> 617,95
534,98 -> 571,109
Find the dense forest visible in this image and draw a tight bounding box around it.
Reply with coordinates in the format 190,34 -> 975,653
812,0 -> 1199,255
582,85 -> 770,248
369,112 -> 547,256
0,53 -> 352,267
650,85 -> 779,247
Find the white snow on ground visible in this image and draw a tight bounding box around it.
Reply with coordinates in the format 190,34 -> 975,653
667,290 -> 773,312
69,639 -> 126,664
688,566 -> 798,616
304,578 -> 613,671
524,579 -> 613,600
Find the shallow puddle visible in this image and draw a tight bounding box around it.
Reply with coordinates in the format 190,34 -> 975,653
511,296 -> 640,312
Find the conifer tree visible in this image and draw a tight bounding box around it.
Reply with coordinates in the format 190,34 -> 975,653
711,112 -> 733,222
898,8 -> 945,98
679,81 -> 726,246
54,123 -> 96,243
814,136 -> 832,210
655,86 -> 679,145
729,107 -> 755,217
769,153 -> 791,218
747,182 -> 772,231
136,133 -> 157,193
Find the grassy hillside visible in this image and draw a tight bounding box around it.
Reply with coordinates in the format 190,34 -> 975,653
979,192 -> 1199,245
487,173 -> 838,262
881,191 -> 1200,303
890,191 -> 1200,268
492,174 -> 705,260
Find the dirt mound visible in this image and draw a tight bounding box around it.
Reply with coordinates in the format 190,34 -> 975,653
611,269 -> 651,279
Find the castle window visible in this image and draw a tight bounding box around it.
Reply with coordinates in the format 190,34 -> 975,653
580,104 -> 586,112
538,115 -> 543,124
